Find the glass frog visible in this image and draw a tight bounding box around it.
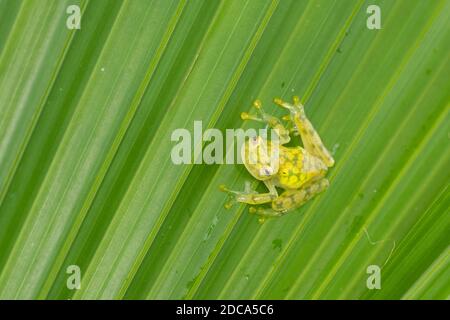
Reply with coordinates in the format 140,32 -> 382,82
220,96 -> 334,222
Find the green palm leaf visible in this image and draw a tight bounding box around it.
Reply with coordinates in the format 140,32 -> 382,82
0,0 -> 448,299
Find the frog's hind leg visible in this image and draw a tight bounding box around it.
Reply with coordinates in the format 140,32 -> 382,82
241,100 -> 291,145
251,178 -> 329,219
274,96 -> 335,167
220,180 -> 278,209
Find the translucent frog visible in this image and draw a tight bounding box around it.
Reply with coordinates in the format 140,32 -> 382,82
220,96 -> 334,221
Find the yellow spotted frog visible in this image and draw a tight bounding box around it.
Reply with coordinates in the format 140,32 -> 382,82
220,97 -> 334,220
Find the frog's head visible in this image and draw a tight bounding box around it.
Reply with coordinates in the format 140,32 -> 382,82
241,136 -> 280,181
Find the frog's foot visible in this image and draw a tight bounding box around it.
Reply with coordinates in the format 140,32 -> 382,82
241,100 -> 275,123
241,100 -> 291,144
273,96 -> 305,115
219,181 -> 277,209
219,184 -> 237,209
274,96 -> 306,137
248,207 -> 272,224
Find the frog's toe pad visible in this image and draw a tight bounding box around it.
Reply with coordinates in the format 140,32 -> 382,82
224,201 -> 234,209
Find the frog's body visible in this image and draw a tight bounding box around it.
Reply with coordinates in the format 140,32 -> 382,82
221,97 -> 335,221
243,143 -> 327,189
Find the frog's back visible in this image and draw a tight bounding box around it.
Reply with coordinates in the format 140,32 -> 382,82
276,146 -> 327,189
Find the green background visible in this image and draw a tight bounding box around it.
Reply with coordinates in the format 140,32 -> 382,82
0,0 -> 448,299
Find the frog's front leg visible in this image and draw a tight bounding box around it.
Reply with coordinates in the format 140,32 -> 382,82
274,97 -> 335,167
251,178 -> 329,218
220,180 -> 278,209
241,100 -> 291,145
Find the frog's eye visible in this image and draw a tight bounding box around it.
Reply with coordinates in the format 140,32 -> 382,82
259,166 -> 274,176
281,169 -> 289,176
250,136 -> 263,146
